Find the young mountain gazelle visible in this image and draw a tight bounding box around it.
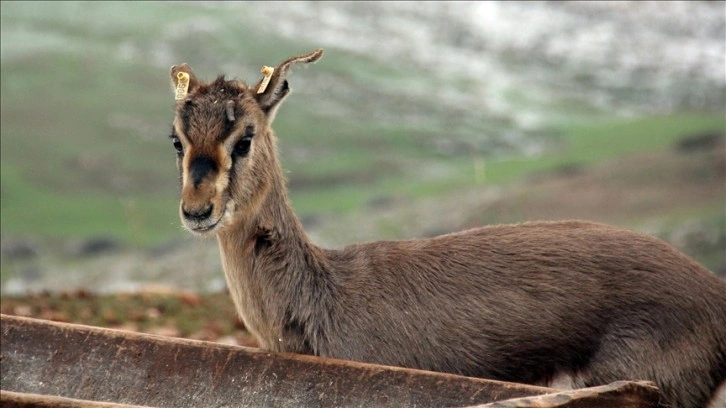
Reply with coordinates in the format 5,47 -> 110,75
167,49 -> 726,408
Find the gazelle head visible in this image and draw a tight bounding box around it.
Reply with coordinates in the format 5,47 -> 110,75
168,49 -> 323,235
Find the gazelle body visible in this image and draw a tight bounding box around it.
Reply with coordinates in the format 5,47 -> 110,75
168,49 -> 726,408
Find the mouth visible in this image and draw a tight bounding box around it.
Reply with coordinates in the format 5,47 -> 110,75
183,211 -> 224,235
181,200 -> 235,236
190,218 -> 220,234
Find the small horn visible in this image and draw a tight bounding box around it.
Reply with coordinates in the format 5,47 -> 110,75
226,100 -> 235,122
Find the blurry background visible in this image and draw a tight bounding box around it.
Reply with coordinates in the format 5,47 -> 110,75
2,1 -> 724,299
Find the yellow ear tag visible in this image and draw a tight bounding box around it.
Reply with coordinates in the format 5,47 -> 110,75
175,72 -> 190,100
257,66 -> 274,94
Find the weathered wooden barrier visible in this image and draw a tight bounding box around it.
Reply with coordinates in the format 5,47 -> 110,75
1,314 -> 665,407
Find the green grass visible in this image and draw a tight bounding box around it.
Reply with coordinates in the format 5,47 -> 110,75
1,1 -> 723,250
444,113 -> 725,187
289,112 -> 725,213
0,163 -> 179,246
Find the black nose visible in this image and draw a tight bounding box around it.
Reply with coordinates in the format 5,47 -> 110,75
189,156 -> 217,187
183,205 -> 213,221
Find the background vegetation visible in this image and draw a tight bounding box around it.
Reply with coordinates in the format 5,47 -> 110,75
1,2 -> 723,341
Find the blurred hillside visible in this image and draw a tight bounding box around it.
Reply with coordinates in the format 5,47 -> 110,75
1,1 -> 724,293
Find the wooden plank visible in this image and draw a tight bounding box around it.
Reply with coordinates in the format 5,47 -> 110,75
1,314 -> 554,407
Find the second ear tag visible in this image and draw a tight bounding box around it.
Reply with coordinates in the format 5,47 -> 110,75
257,66 -> 274,94
175,72 -> 190,100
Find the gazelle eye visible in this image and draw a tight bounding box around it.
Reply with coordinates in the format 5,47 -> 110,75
233,136 -> 252,157
171,136 -> 184,156
233,125 -> 255,157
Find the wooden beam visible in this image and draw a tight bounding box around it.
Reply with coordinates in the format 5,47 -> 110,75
1,314 -> 552,407
1,314 -> 666,407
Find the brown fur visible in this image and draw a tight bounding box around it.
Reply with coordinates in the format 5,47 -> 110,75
168,49 -> 726,408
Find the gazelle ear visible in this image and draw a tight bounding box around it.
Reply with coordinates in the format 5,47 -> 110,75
254,48 -> 323,122
170,63 -> 200,101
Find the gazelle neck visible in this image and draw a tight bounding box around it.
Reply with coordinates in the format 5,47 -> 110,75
215,143 -> 336,353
